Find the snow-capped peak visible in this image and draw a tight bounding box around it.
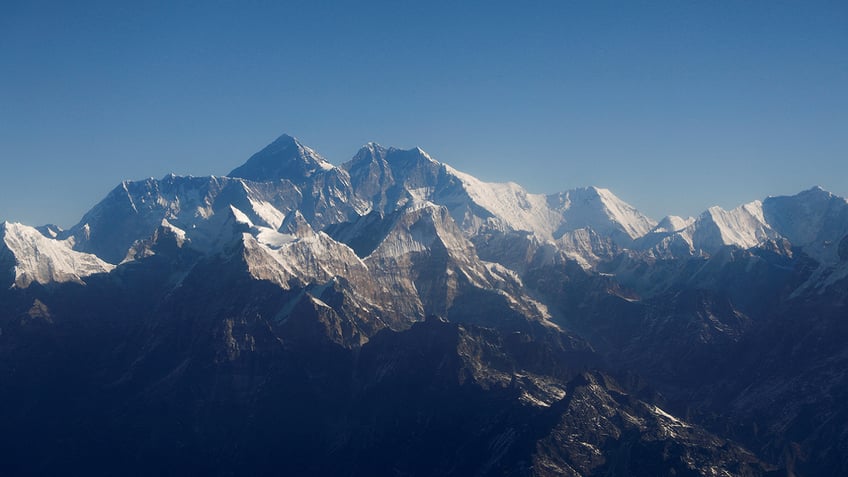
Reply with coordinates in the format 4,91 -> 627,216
1,221 -> 115,288
652,215 -> 696,234
412,146 -> 436,162
587,186 -> 657,240
638,199 -> 779,257
362,141 -> 387,154
761,186 -> 848,263
349,142 -> 389,166
227,133 -> 334,183
701,200 -> 774,249
442,163 -> 561,237
547,186 -> 657,244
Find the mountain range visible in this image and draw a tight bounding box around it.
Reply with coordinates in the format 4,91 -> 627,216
2,133 -> 847,476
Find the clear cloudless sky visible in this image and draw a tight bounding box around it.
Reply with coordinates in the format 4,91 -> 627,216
1,0 -> 846,227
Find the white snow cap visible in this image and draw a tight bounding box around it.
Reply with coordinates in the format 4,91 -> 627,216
1,221 -> 115,288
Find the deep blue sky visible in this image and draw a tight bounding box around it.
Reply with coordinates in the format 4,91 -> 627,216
1,1 -> 846,227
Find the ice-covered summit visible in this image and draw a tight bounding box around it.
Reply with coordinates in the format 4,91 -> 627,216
228,133 -> 334,183
548,186 -> 658,245
1,221 -> 114,288
762,186 -> 848,263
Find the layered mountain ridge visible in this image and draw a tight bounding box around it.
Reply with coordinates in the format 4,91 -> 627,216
4,135 -> 844,299
2,133 -> 847,476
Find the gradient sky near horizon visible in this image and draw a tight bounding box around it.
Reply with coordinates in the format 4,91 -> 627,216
1,1 -> 846,227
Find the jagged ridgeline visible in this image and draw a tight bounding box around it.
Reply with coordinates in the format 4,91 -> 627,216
2,133 -> 847,476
